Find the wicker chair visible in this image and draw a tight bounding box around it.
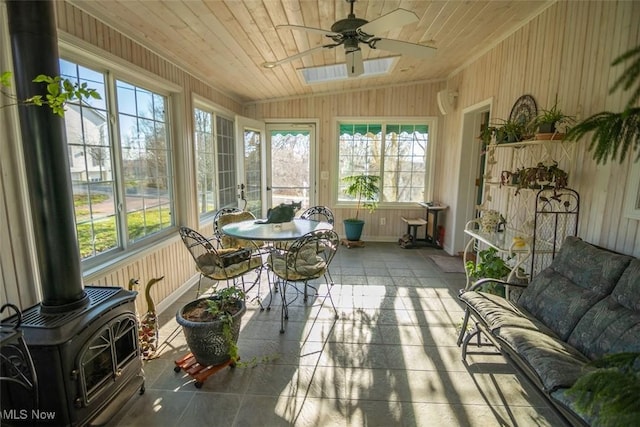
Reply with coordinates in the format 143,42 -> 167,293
179,226 -> 263,300
267,229 -> 339,333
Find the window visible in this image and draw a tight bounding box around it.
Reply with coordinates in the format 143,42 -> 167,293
624,160 -> 640,220
194,106 -> 236,219
337,120 -> 434,204
61,59 -> 174,263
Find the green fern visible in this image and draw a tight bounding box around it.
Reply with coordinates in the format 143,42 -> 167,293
565,109 -> 640,164
566,352 -> 640,427
565,45 -> 640,164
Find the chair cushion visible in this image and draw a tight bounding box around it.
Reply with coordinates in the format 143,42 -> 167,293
197,251 -> 262,280
268,249 -> 327,281
494,325 -> 590,392
567,258 -> 640,360
517,237 -> 633,340
217,211 -> 264,249
459,291 -> 555,334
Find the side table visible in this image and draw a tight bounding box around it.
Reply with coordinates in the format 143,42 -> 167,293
417,202 -> 448,248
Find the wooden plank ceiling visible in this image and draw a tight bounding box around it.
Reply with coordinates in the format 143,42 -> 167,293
69,0 -> 553,104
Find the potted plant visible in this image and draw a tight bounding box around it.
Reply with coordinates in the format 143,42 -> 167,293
565,45 -> 640,164
503,161 -> 568,195
176,286 -> 246,366
341,173 -> 380,241
465,247 -> 511,296
479,118 -> 529,144
532,101 -> 575,137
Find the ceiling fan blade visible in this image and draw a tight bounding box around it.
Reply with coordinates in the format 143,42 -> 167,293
346,49 -> 364,77
371,38 -> 436,59
263,45 -> 328,68
277,24 -> 338,37
358,9 -> 418,37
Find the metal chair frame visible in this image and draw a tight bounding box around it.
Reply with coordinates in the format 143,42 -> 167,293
299,206 -> 336,286
267,229 -> 339,333
179,226 -> 263,303
299,206 -> 335,225
212,207 -> 243,247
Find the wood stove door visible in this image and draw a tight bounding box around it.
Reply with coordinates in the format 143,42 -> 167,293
77,314 -> 138,406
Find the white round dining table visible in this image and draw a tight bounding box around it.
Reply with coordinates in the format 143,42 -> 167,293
221,218 -> 332,242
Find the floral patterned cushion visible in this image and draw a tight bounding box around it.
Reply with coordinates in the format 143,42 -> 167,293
567,258 -> 640,360
459,291 -> 555,334
268,248 -> 327,281
518,237 -> 633,340
495,326 -> 590,391
217,211 -> 264,249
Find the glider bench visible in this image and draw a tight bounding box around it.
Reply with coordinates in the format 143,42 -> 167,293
457,236 -> 640,426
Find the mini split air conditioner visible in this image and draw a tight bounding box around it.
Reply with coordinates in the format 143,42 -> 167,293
437,89 -> 458,115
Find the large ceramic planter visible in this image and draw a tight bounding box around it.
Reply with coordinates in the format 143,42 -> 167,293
176,297 -> 246,366
343,219 -> 365,241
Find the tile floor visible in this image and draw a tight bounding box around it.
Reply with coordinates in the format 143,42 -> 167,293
107,242 -> 568,427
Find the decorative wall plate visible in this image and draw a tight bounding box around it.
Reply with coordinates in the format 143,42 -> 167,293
509,95 -> 537,126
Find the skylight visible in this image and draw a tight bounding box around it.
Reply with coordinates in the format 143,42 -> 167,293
299,57 -> 398,84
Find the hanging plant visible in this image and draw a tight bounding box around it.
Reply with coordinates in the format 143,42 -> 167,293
565,45 -> 640,164
502,161 -> 568,195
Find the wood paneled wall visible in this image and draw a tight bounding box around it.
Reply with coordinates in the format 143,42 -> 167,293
2,1 -> 639,314
249,1 -> 640,257
1,2 -> 241,311
440,0 -> 640,256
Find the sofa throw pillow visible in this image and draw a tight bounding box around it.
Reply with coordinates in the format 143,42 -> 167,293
568,258 -> 640,359
518,236 -> 633,340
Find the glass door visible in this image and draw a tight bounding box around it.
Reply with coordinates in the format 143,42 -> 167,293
266,123 -> 316,210
236,117 -> 265,218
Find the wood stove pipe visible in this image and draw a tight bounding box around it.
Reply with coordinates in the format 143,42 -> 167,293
7,0 -> 88,312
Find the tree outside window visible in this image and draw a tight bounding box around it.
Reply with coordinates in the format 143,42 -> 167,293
338,121 -> 431,204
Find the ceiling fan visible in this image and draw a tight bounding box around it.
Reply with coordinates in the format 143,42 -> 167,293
262,0 -> 436,77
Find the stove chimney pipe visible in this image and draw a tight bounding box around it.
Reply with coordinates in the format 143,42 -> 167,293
7,0 -> 88,312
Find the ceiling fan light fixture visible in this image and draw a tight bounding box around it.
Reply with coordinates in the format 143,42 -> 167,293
299,56 -> 398,84
269,1 -> 436,76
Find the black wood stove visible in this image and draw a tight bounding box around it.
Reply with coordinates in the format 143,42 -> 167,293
1,288 -> 143,426
1,1 -> 145,425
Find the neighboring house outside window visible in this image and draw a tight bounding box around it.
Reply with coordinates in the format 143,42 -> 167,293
337,120 -> 434,205
193,105 -> 236,220
61,58 -> 174,265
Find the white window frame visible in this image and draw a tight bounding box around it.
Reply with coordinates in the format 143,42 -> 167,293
192,97 -> 237,222
59,39 -> 182,274
624,160 -> 640,220
334,117 -> 437,209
